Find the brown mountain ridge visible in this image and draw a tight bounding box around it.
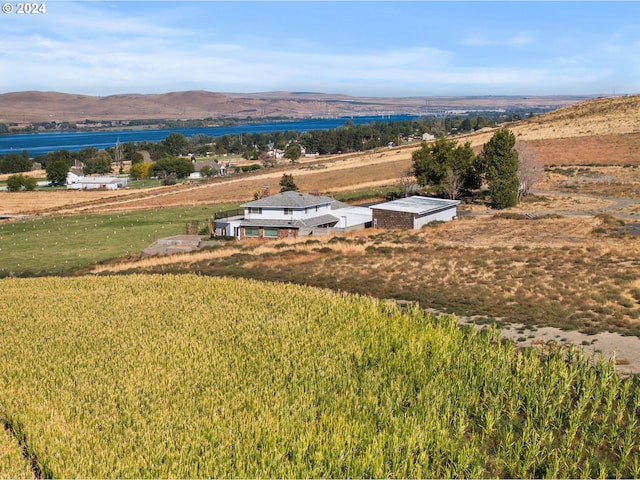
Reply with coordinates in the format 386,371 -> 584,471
0,90 -> 593,124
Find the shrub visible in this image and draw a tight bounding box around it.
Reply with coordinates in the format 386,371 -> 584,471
6,174 -> 37,192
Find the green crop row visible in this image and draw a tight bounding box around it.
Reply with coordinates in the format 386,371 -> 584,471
0,275 -> 638,477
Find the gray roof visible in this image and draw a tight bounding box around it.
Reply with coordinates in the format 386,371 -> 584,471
243,191 -> 335,209
371,196 -> 459,214
241,214 -> 339,229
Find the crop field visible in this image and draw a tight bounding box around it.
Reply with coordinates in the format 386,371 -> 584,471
1,274 -> 639,478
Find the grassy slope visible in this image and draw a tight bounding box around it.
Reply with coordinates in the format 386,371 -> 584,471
0,205 -> 236,276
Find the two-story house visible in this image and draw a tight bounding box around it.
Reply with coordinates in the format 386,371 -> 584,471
214,191 -> 372,239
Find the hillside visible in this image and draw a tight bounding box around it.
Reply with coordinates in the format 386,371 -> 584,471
0,90 -> 590,124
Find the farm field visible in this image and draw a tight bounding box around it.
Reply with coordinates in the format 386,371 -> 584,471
1,275 -> 639,478
2,94 -> 640,477
0,205 -> 232,276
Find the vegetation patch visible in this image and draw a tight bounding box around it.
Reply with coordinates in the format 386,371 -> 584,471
1,275 -> 639,478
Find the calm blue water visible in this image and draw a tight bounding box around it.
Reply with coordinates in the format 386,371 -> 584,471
0,115 -> 417,156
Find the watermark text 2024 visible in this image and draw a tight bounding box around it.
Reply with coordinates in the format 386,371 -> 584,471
2,3 -> 46,14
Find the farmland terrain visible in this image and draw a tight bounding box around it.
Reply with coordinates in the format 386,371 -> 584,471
2,95 -> 640,335
1,94 -> 640,477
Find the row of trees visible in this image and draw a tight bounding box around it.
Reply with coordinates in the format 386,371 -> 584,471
0,151 -> 32,174
6,113 -> 511,175
412,128 -> 542,209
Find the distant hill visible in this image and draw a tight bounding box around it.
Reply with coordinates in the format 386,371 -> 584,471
515,94 -> 640,138
0,90 -> 592,124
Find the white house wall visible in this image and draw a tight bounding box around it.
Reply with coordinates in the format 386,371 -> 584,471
414,207 -> 457,229
215,218 -> 243,238
244,204 -> 332,221
331,206 -> 372,228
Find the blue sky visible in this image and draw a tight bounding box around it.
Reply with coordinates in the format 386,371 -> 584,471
1,1 -> 639,97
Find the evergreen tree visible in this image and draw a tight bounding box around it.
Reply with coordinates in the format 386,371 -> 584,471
411,136 -> 477,194
279,173 -> 298,192
481,128 -> 519,209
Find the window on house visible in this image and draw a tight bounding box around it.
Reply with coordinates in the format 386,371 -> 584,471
263,227 -> 279,238
284,208 -> 293,215
249,207 -> 262,214
244,227 -> 259,237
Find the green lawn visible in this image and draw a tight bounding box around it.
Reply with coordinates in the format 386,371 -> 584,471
0,204 -> 239,277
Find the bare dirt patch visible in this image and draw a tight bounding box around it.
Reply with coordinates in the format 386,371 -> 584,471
522,133 -> 640,166
0,189 -> 131,215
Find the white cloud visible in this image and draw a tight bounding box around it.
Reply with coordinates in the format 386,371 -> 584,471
461,32 -> 535,47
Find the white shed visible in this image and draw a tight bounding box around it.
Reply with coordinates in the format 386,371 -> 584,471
371,196 -> 459,229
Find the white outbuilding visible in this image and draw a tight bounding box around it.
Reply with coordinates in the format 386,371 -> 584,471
371,196 -> 459,229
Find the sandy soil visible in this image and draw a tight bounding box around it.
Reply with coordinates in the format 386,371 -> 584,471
486,322 -> 640,376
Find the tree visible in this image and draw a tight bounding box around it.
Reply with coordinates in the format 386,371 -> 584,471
23,176 -> 37,191
0,153 -> 32,174
83,150 -> 113,175
279,173 -> 298,192
131,152 -> 145,165
260,151 -> 277,168
411,137 -> 478,194
200,165 -> 213,177
114,140 -> 125,173
284,143 -> 301,162
46,160 -> 70,184
152,156 -> 194,178
121,142 -> 138,161
162,132 -> 189,156
397,168 -> 418,198
515,140 -> 543,200
6,174 -> 37,192
443,167 -> 464,200
6,174 -> 24,192
481,128 -> 519,209
37,150 -> 74,169
130,162 -> 153,180
77,147 -> 98,164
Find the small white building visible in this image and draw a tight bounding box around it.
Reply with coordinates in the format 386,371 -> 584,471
422,133 -> 436,142
371,196 -> 459,229
66,172 -> 127,190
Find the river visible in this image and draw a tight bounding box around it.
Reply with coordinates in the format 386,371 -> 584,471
0,115 -> 418,156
